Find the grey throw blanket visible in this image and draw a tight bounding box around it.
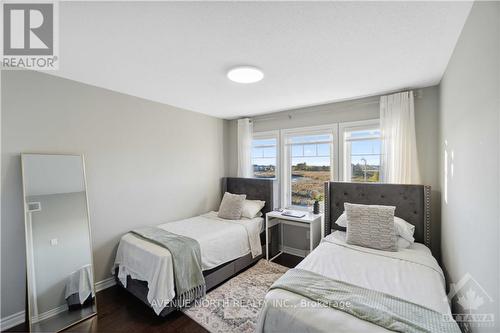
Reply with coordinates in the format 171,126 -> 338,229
270,268 -> 461,333
131,227 -> 205,308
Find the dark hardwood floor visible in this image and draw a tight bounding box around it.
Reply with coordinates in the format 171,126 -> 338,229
272,253 -> 304,268
5,254 -> 301,333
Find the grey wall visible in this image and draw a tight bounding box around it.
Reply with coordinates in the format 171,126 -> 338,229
28,192 -> 92,314
439,2 -> 500,332
1,70 -> 227,319
413,86 -> 441,260
252,94 -> 380,133
227,86 -> 441,256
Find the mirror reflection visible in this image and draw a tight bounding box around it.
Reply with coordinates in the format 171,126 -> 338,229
22,154 -> 97,332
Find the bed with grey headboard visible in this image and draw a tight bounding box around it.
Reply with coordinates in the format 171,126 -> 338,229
116,177 -> 274,317
222,177 -> 274,216
324,182 -> 432,248
258,183 -> 455,333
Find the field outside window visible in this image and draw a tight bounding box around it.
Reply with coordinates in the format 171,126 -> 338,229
287,133 -> 333,207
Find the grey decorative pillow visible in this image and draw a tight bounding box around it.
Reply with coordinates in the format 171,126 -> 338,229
345,203 -> 397,251
218,192 -> 246,220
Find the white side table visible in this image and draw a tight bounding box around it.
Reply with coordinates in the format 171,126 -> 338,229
265,211 -> 323,261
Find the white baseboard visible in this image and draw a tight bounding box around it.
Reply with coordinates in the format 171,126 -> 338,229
0,276 -> 116,330
0,311 -> 25,331
95,276 -> 116,292
32,304 -> 68,324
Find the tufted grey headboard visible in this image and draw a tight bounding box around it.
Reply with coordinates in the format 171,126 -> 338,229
324,182 -> 431,247
222,177 -> 274,215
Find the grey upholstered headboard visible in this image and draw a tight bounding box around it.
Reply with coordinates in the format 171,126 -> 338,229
222,177 -> 274,215
324,182 -> 431,247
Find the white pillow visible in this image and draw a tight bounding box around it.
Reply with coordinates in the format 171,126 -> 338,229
335,212 -> 415,243
334,213 -> 348,227
241,199 -> 265,219
394,217 -> 415,243
397,237 -> 412,249
242,211 -> 262,219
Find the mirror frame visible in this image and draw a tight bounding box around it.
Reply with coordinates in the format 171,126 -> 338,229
21,153 -> 97,332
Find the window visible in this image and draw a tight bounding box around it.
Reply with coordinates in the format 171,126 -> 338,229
251,120 -> 380,210
251,134 -> 278,179
283,128 -> 336,208
341,123 -> 381,182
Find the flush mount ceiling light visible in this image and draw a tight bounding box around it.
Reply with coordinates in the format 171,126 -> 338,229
227,66 -> 264,83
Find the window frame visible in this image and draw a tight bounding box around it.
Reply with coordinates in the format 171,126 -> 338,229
251,129 -> 280,179
281,124 -> 339,209
251,119 -> 380,210
339,119 -> 381,183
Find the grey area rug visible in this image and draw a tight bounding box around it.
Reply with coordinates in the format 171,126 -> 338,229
182,260 -> 289,333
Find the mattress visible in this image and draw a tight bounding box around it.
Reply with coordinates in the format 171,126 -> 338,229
257,231 -> 451,333
113,211 -> 263,314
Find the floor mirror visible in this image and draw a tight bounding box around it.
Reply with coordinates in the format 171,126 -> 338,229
21,154 -> 97,332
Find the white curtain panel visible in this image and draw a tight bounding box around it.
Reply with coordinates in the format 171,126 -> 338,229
380,91 -> 421,184
237,118 -> 253,178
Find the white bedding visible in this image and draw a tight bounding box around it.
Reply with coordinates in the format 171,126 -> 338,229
257,231 -> 451,333
113,211 -> 263,314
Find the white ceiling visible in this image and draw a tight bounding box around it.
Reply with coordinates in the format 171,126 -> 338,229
49,1 -> 472,119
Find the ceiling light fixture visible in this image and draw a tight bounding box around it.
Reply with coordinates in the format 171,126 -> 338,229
227,66 -> 264,84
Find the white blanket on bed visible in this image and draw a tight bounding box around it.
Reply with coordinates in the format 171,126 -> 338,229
257,231 -> 451,333
113,211 -> 263,314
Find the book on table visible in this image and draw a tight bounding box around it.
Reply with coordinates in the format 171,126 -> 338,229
281,211 -> 306,218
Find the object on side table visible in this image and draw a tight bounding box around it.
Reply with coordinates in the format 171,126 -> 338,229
282,211 -> 306,218
313,201 -> 320,214
312,194 -> 323,214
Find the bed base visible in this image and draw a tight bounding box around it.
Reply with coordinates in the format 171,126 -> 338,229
115,243 -> 266,317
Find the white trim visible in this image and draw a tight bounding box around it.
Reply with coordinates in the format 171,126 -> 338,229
281,124 -> 338,208
338,119 -> 380,181
25,212 -> 39,318
252,130 -> 280,181
32,304 -> 68,324
338,118 -> 380,130
255,119 -> 380,210
0,311 -> 25,331
252,130 -> 281,204
0,275 -> 113,330
95,276 -> 116,292
333,124 -> 340,182
280,123 -> 337,136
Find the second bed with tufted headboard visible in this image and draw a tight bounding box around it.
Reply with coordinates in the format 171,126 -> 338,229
256,182 -> 458,333
324,181 -> 432,248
